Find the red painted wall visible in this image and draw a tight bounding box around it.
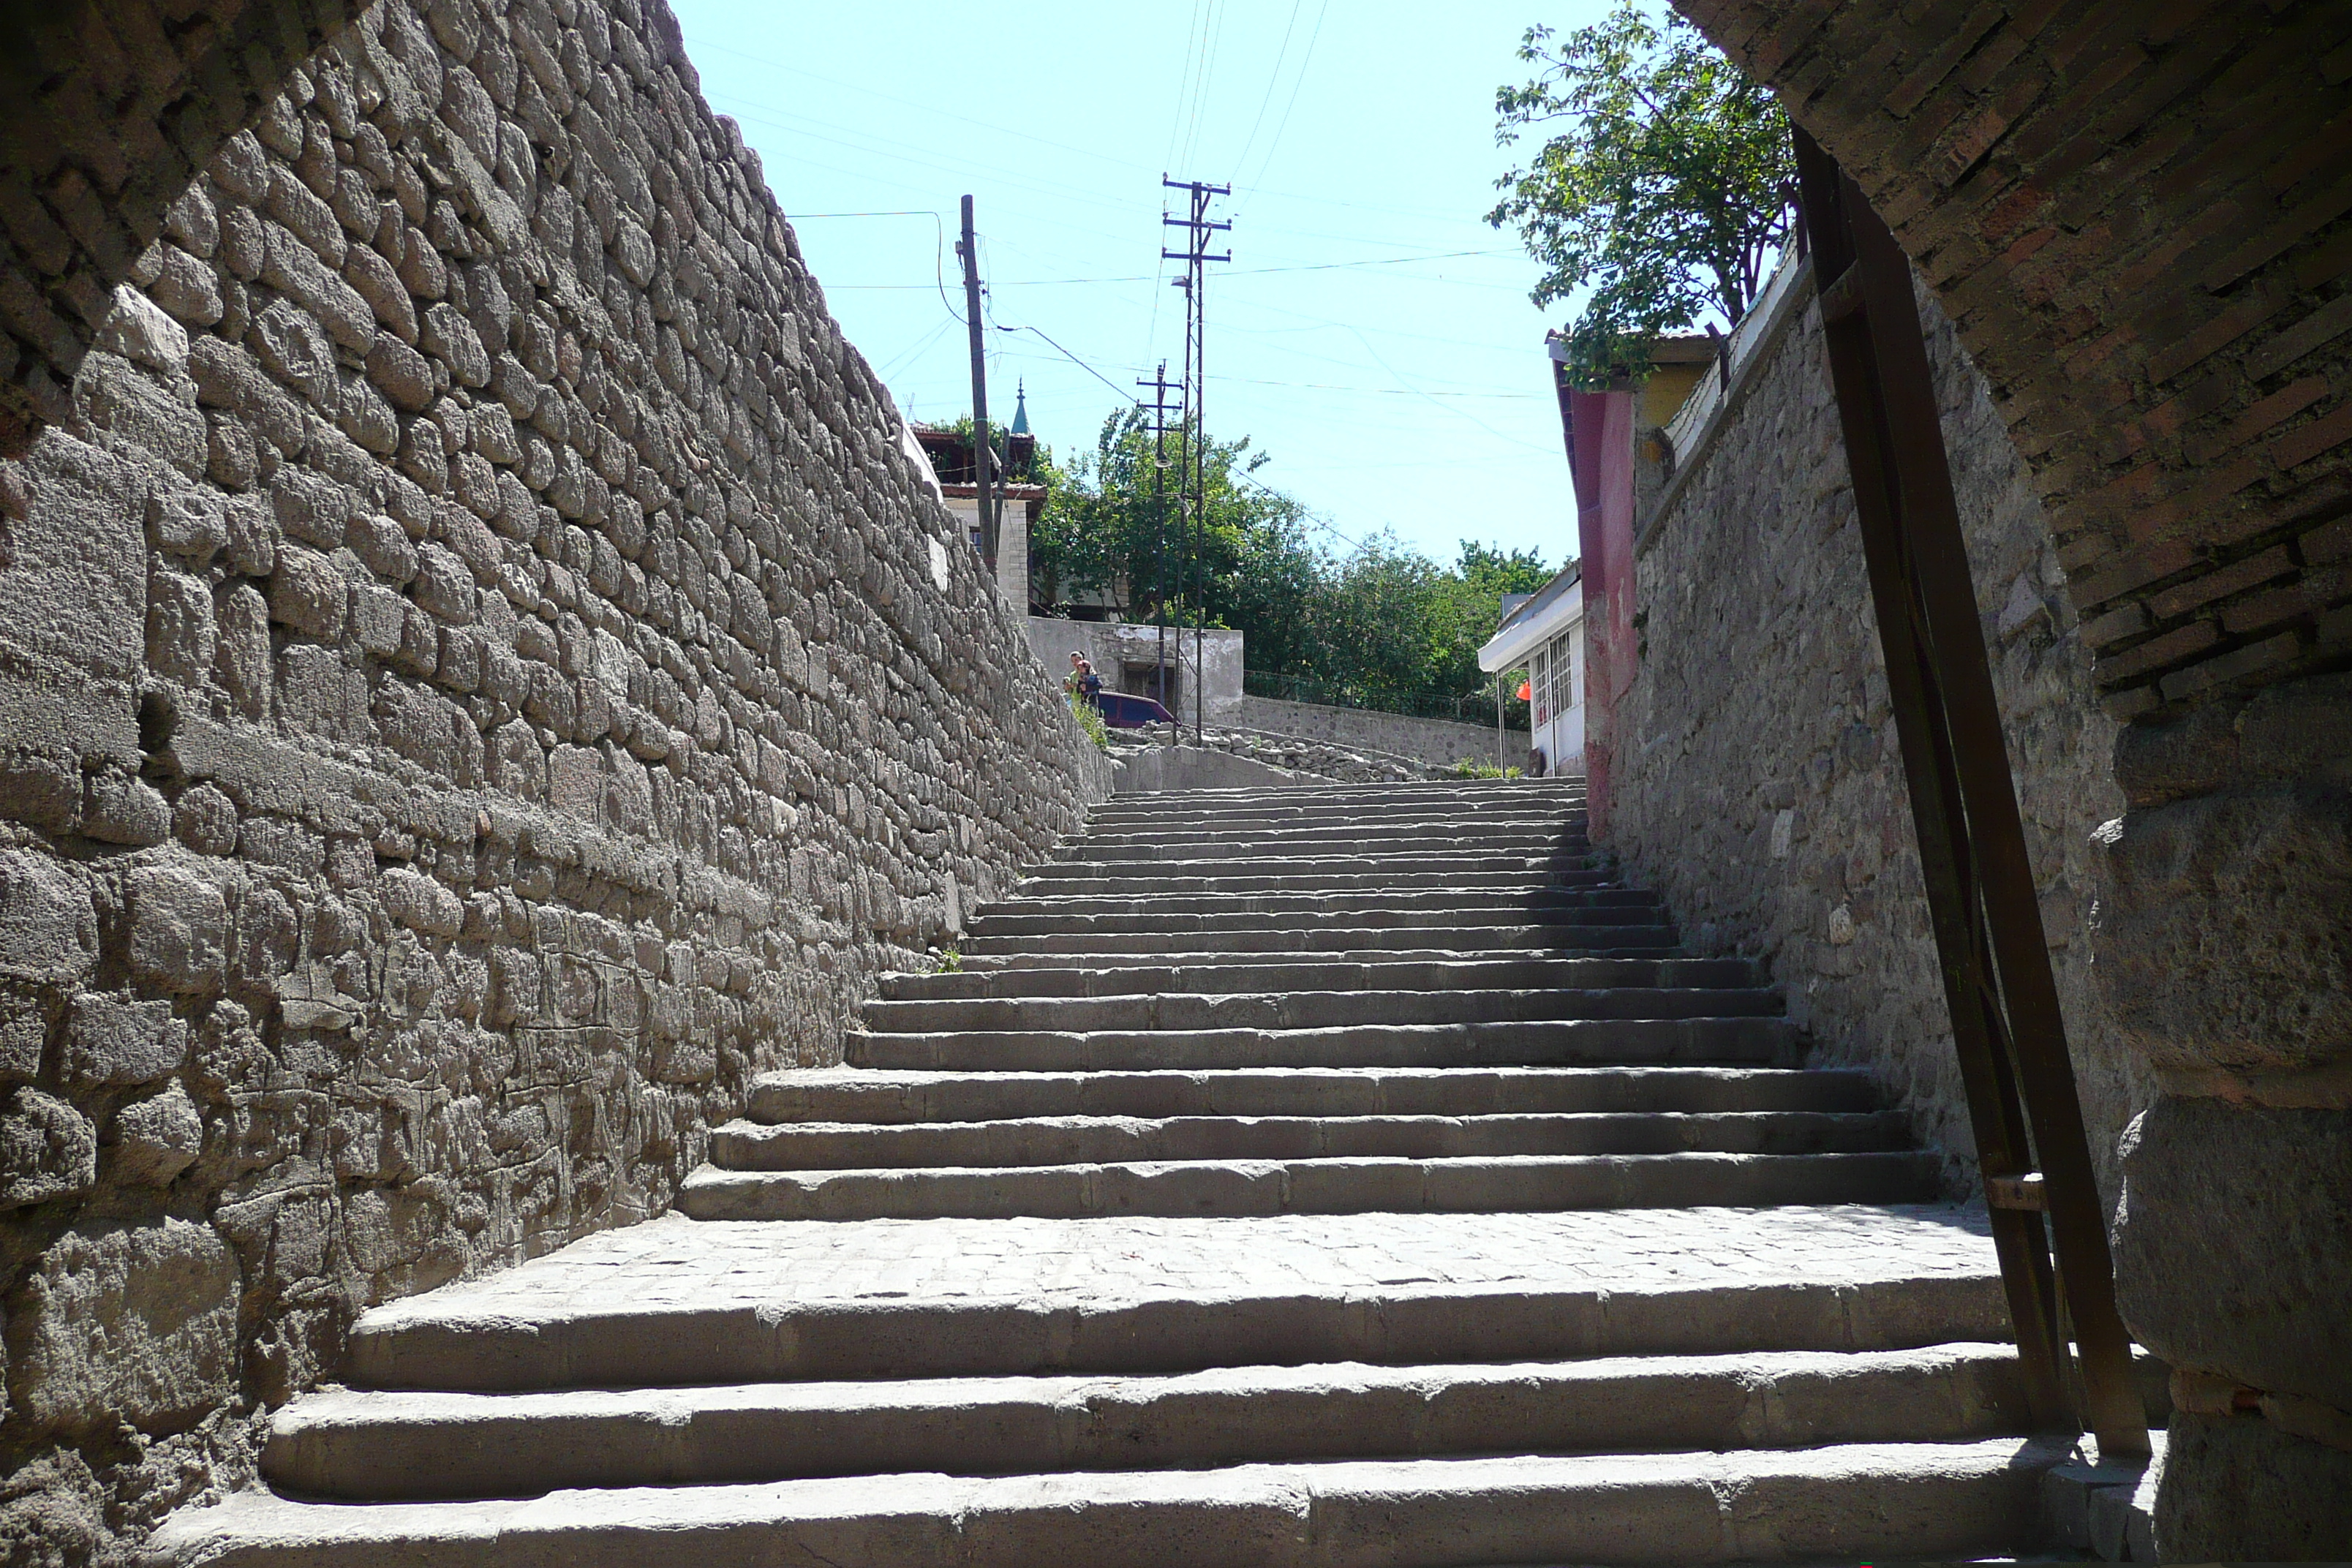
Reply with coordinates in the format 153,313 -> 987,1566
1570,388 -> 1637,838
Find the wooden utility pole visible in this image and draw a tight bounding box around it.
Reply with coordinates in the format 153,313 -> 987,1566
957,195 -> 996,572
1162,178 -> 1229,741
1137,362 -> 1181,724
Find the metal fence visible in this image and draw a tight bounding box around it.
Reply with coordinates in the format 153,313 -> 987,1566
1243,670 -> 1530,729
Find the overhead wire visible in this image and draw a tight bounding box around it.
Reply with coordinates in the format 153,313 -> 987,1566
1235,0 -> 1331,212
783,209 -> 963,323
1229,0 -> 1305,186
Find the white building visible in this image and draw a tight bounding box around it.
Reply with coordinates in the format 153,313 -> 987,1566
1477,562 -> 1585,777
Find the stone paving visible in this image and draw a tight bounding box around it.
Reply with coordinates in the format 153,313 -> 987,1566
363,1203 -> 1998,1323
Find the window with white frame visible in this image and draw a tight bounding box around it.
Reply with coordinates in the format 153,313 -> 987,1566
1547,630 -> 1576,716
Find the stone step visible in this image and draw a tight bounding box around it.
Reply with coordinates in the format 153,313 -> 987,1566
968,887 -> 1661,928
957,930 -> 1685,965
954,921 -> 1674,959
1030,851 -> 1599,879
1079,812 -> 1589,840
850,1016 -> 1800,1072
342,1208 -> 2011,1392
745,1066 -> 1883,1126
961,909 -> 1673,942
154,1438 -> 2066,1567
1061,826 -> 1591,859
1014,867 -> 1608,898
882,956 -> 1759,1001
260,1343 -> 2036,1501
707,1110 -> 1915,1171
857,984 -> 1782,1037
676,1150 -> 1942,1222
1082,797 -> 1588,832
1085,780 -> 1584,813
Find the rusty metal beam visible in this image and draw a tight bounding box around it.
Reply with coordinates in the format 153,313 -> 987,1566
1790,125 -> 2149,1461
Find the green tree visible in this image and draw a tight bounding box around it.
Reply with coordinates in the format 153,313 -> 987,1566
1030,408 -> 1548,720
1030,408 -> 1318,630
1488,4 -> 1793,385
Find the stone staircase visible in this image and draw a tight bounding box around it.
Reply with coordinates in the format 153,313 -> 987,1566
155,780 -> 2096,1566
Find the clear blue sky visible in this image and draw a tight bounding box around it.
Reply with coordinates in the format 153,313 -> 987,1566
667,0 -> 1613,573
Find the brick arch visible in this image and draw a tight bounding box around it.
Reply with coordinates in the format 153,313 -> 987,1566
1676,0 -> 2352,717
0,0 -> 360,445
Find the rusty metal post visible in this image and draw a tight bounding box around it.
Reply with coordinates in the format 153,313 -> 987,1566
1790,125 -> 2149,1461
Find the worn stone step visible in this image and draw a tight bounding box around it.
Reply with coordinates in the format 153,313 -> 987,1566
1015,867 -> 1609,899
850,1016 -> 1801,1073
1085,780 -> 1584,815
156,1439 -> 2066,1567
859,984 -> 1782,1037
882,957 -> 1759,1002
1082,799 -> 1588,833
966,908 -> 1667,947
707,1110 -> 1915,1172
1028,851 -> 1598,882
1061,828 -> 1590,860
260,1343 -> 2038,1501
968,887 -> 1660,928
957,930 -> 1685,966
674,1150 -> 1942,1222
342,1207 -> 2010,1392
954,921 -> 1674,959
745,1066 -> 1882,1127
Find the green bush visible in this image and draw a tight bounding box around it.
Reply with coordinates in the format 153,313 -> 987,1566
1067,694 -> 1111,751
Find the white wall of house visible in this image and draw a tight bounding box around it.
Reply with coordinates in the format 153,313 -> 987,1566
1477,565 -> 1586,777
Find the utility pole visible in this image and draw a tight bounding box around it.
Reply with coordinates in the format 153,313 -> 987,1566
1161,178 -> 1229,742
957,195 -> 996,572
1137,361 -> 1182,730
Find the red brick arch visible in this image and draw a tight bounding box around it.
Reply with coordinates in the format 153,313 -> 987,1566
0,0 -> 358,444
1677,0 -> 2352,717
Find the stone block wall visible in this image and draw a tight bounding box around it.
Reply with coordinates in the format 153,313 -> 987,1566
1228,697 -> 1528,773
0,0 -> 1109,1558
1601,269 -> 2146,1202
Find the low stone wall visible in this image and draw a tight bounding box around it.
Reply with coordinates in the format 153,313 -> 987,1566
0,0 -> 1107,1557
1599,273 -> 2146,1202
1230,696 -> 1526,772
1108,726 -> 1445,790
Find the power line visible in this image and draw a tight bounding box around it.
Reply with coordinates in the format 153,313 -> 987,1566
821,246 -> 1519,291
988,315 -> 1138,407
1229,0 -> 1305,184
1236,0 -> 1331,208
783,208 -> 965,324
692,31 -> 1495,227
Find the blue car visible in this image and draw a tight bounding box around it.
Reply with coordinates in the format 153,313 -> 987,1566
1092,691 -> 1175,728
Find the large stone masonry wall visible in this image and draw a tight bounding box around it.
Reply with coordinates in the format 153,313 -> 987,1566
0,0 -> 1109,1558
1602,273 -> 2146,1202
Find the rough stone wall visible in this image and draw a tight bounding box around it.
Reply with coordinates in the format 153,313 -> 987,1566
1602,272 -> 2146,1202
1228,697 -> 1529,772
0,0 -> 1109,1559
1109,726 -> 1450,789
1663,5 -> 2352,1547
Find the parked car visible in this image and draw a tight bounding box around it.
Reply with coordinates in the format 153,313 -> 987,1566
1092,691 -> 1175,728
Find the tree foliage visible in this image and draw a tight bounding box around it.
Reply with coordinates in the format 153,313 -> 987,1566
1033,413 -> 1553,715
1488,4 -> 1792,385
